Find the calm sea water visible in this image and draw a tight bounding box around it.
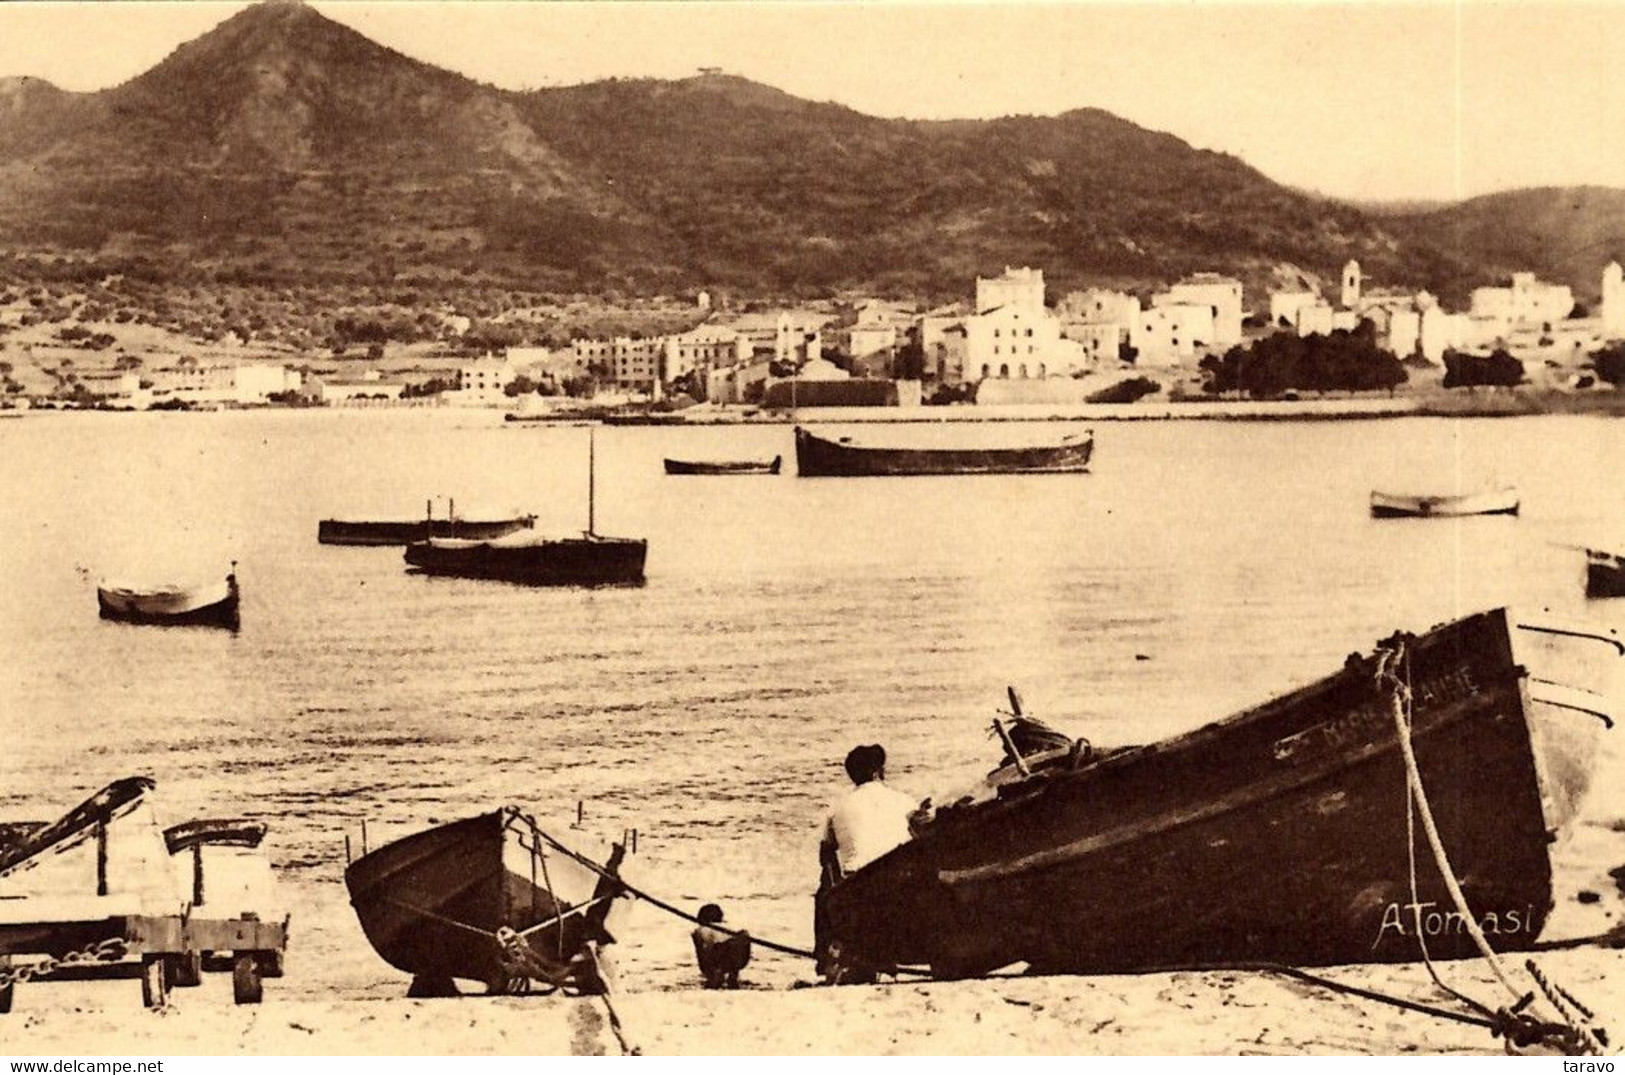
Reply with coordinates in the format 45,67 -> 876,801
2,410 -> 1622,995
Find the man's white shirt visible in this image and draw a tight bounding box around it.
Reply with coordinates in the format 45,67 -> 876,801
827,781 -> 917,875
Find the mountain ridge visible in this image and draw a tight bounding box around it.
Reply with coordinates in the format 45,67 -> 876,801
0,1 -> 1616,301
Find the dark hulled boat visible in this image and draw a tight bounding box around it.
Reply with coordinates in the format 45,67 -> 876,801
664,455 -> 782,476
403,430 -> 646,587
794,425 -> 1093,477
821,608 -> 1608,981
344,809 -> 631,995
404,532 -> 647,586
97,570 -> 240,630
318,504 -> 536,546
1586,548 -> 1625,598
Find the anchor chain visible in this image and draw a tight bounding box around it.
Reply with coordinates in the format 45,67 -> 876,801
0,937 -> 127,989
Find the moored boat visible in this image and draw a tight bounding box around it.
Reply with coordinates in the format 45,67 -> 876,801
405,531 -> 647,586
664,455 -> 782,476
820,608 -> 1611,981
97,569 -> 240,630
318,503 -> 536,546
1585,547 -> 1625,598
794,425 -> 1093,477
344,809 -> 632,995
1369,488 -> 1519,518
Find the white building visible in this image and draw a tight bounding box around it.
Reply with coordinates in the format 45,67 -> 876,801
1061,320 -> 1122,365
233,363 -> 301,404
976,266 -> 1046,315
317,371 -> 405,405
1161,273 -> 1244,347
964,304 -> 1084,380
1340,260 -> 1362,309
1295,302 -> 1335,338
663,326 -> 746,385
1470,272 -> 1574,328
1270,290 -> 1320,328
1602,262 -> 1625,341
1132,304 -> 1215,364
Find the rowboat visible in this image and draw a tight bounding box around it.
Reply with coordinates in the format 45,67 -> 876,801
405,532 -> 647,586
97,569 -> 240,630
664,455 -> 782,476
1586,548 -> 1625,598
794,425 -> 1093,477
1369,488 -> 1519,518
318,502 -> 536,546
344,809 -> 632,996
820,608 -> 1613,981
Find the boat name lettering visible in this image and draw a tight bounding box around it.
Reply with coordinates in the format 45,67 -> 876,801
1372,900 -> 1533,948
1273,666 -> 1479,763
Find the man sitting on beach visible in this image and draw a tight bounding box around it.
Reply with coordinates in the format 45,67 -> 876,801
815,744 -> 919,980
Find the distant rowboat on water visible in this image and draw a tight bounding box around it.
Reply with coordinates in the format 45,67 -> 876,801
96,568 -> 240,630
1369,488 -> 1519,518
794,425 -> 1093,477
663,455 -> 781,476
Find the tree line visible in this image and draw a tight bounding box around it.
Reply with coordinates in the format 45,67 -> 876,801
1199,320 -> 1407,398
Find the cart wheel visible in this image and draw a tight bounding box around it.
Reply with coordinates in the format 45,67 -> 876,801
171,951 -> 203,988
141,955 -> 170,1009
259,949 -> 284,979
0,980 -> 14,1014
232,954 -> 263,1005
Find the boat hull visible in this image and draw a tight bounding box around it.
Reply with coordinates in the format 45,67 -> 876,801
404,536 -> 647,586
1586,549 -> 1625,598
318,517 -> 536,546
823,610 -> 1565,979
1370,489 -> 1519,518
794,426 -> 1093,477
664,456 -> 782,476
97,577 -> 240,630
344,810 -> 627,991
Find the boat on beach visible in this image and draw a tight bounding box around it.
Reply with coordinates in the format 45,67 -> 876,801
318,502 -> 536,546
344,808 -> 633,996
820,608 -> 1614,981
96,568 -> 240,630
1585,547 -> 1625,597
664,455 -> 782,476
794,425 -> 1093,477
1369,488 -> 1520,518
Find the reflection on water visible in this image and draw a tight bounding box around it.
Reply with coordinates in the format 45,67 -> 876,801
1,411 -> 1621,994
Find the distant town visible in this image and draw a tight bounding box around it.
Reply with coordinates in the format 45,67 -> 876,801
2,259 -> 1623,415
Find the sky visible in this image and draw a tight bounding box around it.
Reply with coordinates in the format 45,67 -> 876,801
1,1 -> 1622,203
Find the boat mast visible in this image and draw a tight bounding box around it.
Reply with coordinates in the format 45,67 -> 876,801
588,427 -> 597,536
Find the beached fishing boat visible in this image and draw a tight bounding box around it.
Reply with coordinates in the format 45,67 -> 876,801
794,425 -> 1093,477
1369,488 -> 1520,518
1586,548 -> 1625,598
318,503 -> 536,546
820,608 -> 1613,981
96,569 -> 240,629
404,431 -> 645,586
344,809 -> 632,996
664,455 -> 782,476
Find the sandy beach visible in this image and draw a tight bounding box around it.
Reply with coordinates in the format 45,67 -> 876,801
6,946 -> 1624,1056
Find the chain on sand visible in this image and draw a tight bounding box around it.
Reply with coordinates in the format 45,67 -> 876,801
0,937 -> 126,989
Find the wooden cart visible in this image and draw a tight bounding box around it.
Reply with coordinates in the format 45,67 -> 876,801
0,803 -> 288,1012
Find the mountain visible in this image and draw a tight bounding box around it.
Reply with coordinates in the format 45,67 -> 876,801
1396,188 -> 1625,301
0,1 -> 1608,302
